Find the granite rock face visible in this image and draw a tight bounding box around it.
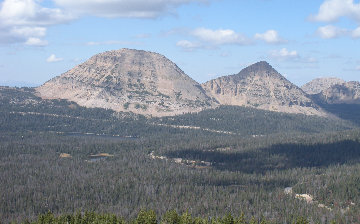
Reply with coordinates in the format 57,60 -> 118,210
37,50 -> 328,117
314,81 -> 360,104
201,61 -> 326,116
301,77 -> 345,95
36,49 -> 215,116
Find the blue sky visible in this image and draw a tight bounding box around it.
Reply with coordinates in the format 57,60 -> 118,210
0,0 -> 359,87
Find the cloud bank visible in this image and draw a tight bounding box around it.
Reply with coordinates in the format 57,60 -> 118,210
0,0 -> 207,45
54,0 -> 207,18
311,0 -> 360,39
0,0 -> 73,45
176,27 -> 256,51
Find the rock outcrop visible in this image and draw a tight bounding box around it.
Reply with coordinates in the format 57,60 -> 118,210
201,61 -> 326,116
36,49 -> 215,116
37,50 -> 330,117
301,77 -> 345,95
313,81 -> 360,104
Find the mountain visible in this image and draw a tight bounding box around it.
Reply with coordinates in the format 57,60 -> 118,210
36,50 -> 328,117
36,49 -> 215,116
301,77 -> 345,95
201,61 -> 326,116
313,81 -> 360,104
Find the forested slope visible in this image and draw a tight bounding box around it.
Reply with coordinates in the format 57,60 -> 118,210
1,87 -> 360,223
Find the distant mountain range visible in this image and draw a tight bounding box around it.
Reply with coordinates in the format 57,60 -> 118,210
301,77 -> 345,95
302,78 -> 360,105
26,48 -> 358,117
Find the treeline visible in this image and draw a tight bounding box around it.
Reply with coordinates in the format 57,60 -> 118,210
19,210 -> 312,224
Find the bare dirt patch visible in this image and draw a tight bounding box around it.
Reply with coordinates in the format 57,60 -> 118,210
59,153 -> 71,158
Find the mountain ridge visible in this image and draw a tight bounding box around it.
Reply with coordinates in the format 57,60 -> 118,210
35,48 -> 336,117
313,81 -> 360,104
301,77 -> 345,95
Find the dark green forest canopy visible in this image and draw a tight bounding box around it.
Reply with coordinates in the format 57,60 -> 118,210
2,131 -> 360,223
20,210 -> 312,224
152,105 -> 356,135
1,87 -> 360,223
0,87 -> 357,137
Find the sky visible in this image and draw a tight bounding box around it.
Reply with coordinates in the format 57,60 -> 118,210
0,0 -> 359,87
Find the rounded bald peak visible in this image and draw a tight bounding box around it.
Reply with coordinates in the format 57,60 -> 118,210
36,48 -> 215,116
88,48 -> 171,67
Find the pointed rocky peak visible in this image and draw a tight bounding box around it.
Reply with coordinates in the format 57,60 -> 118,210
241,61 -> 275,74
227,61 -> 285,83
202,62 -> 327,116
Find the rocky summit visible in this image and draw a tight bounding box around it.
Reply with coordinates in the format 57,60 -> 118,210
36,49 -> 215,116
201,61 -> 326,116
301,77 -> 345,95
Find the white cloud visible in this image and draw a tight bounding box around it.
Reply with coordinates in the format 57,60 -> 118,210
0,0 -> 73,45
176,40 -> 202,51
54,0 -> 207,18
254,30 -> 286,44
0,0 -> 209,45
311,0 -> 360,39
269,48 -> 319,65
352,26 -> 360,38
175,27 -> 252,50
270,48 -> 299,60
11,26 -> 46,38
25,37 -> 48,46
191,27 -> 250,45
316,25 -> 347,39
46,54 -> 63,62
310,0 -> 360,23
0,0 -> 73,26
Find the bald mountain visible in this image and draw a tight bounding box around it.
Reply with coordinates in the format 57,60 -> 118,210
36,49 -> 215,116
201,61 -> 326,116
